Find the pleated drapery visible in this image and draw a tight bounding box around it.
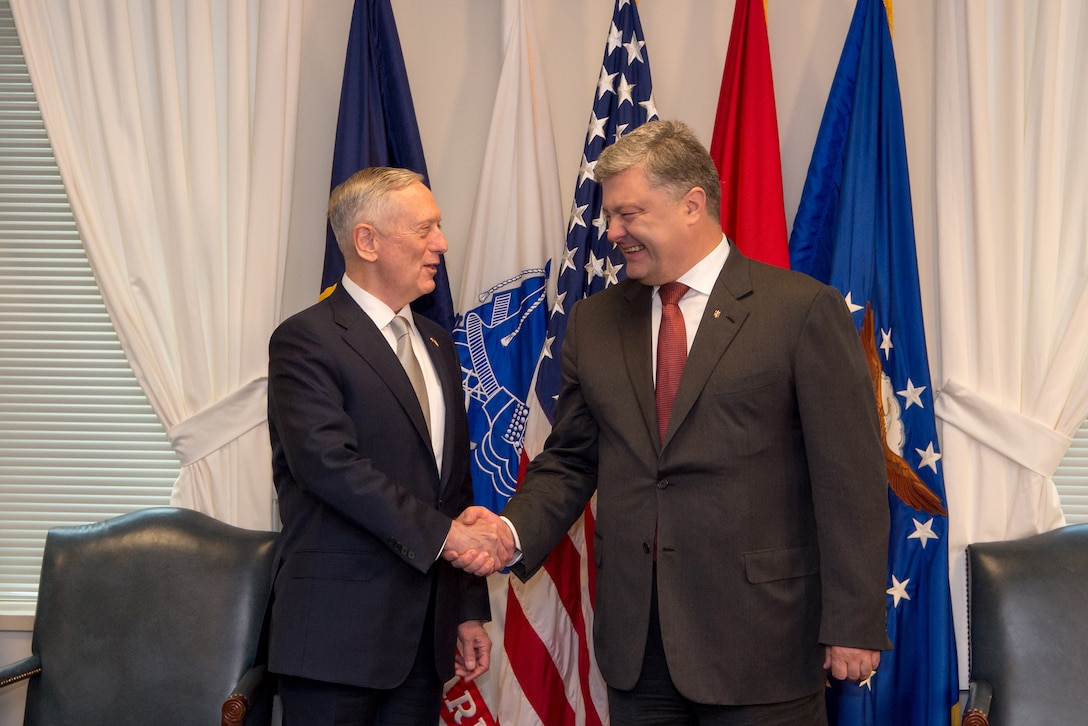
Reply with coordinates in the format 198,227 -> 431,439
934,0 -> 1088,685
11,0 -> 305,529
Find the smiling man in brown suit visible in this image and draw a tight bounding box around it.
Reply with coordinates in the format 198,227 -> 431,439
449,120 -> 891,725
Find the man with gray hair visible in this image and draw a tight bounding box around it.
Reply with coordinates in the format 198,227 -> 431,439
268,167 -> 508,724
450,121 -> 891,724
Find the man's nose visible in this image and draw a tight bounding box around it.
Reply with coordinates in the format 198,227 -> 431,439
432,229 -> 449,254
607,219 -> 624,243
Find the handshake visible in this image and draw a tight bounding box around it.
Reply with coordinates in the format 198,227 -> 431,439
442,506 -> 515,576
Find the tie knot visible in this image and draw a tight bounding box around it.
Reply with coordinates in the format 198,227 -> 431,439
659,282 -> 688,306
390,315 -> 411,340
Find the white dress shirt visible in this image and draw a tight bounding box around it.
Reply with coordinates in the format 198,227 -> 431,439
650,236 -> 731,381
340,275 -> 446,472
503,236 -> 731,564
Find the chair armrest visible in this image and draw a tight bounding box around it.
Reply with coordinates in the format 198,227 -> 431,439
962,679 -> 992,726
0,654 -> 42,690
221,664 -> 269,726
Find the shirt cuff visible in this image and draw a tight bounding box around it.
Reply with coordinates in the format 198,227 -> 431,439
499,515 -> 523,566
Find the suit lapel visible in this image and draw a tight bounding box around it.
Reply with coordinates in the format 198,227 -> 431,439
664,250 -> 753,448
618,283 -> 659,451
331,288 -> 435,460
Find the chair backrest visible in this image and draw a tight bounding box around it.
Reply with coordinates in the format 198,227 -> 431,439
966,523 -> 1088,726
24,507 -> 277,726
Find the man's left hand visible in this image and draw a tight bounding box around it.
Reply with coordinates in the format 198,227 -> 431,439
455,620 -> 492,682
824,645 -> 881,682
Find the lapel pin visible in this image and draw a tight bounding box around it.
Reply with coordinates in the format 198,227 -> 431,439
713,309 -> 721,318
429,337 -> 439,348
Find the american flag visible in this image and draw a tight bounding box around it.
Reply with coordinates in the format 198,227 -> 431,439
500,0 -> 658,723
534,0 -> 657,418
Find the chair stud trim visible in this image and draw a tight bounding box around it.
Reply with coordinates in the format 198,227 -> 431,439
222,692 -> 252,725
962,708 -> 989,726
0,666 -> 41,688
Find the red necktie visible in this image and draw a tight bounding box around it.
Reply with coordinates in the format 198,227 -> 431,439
655,282 -> 689,443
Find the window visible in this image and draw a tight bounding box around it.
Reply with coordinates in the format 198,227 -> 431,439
0,0 -> 179,605
1055,419 -> 1088,525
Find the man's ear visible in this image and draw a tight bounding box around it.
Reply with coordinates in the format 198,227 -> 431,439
682,186 -> 707,222
354,222 -> 379,262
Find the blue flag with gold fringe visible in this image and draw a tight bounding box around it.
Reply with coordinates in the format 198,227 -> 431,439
790,0 -> 959,723
321,0 -> 454,330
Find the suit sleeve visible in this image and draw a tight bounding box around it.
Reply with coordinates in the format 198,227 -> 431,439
796,285 -> 892,651
450,428 -> 491,624
503,301 -> 601,580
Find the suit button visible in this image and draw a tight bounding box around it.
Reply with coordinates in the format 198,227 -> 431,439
642,543 -> 651,554
657,479 -> 669,490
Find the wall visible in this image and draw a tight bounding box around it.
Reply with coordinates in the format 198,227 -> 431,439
1,1 -> 938,722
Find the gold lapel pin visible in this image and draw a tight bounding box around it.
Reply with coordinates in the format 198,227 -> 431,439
429,337 -> 439,347
713,310 -> 721,318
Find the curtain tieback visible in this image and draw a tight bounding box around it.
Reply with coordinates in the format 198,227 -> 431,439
167,377 -> 268,467
934,378 -> 1071,478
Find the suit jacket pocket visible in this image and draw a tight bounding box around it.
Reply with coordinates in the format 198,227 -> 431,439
743,545 -> 819,584
709,368 -> 781,396
280,550 -> 378,582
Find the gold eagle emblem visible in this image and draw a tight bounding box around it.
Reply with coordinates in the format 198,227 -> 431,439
860,304 -> 946,515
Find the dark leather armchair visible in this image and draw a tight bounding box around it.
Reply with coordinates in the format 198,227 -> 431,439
963,523 -> 1088,726
0,507 -> 277,726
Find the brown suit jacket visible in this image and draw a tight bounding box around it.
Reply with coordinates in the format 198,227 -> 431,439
503,247 -> 890,705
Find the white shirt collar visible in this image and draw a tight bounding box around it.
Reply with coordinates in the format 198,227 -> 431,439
656,235 -> 730,298
340,275 -> 416,332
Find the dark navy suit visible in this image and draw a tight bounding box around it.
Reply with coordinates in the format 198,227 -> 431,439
267,284 -> 488,689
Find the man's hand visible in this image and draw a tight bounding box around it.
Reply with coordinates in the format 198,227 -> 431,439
824,645 -> 881,682
442,506 -> 514,576
455,620 -> 492,682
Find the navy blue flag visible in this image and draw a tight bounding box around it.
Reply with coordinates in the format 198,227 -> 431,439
534,0 -> 658,421
322,0 -> 454,330
790,0 -> 959,724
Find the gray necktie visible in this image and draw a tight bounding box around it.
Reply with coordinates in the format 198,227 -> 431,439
390,315 -> 431,435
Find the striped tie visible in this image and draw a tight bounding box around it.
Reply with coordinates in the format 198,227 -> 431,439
390,315 -> 431,435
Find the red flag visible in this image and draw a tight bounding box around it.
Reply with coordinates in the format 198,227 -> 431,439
709,0 -> 789,268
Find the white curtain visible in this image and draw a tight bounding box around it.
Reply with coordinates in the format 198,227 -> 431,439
11,0 -> 304,530
934,0 -> 1088,685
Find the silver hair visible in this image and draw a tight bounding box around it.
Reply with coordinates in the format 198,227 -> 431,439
327,167 -> 425,258
595,120 -> 721,222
